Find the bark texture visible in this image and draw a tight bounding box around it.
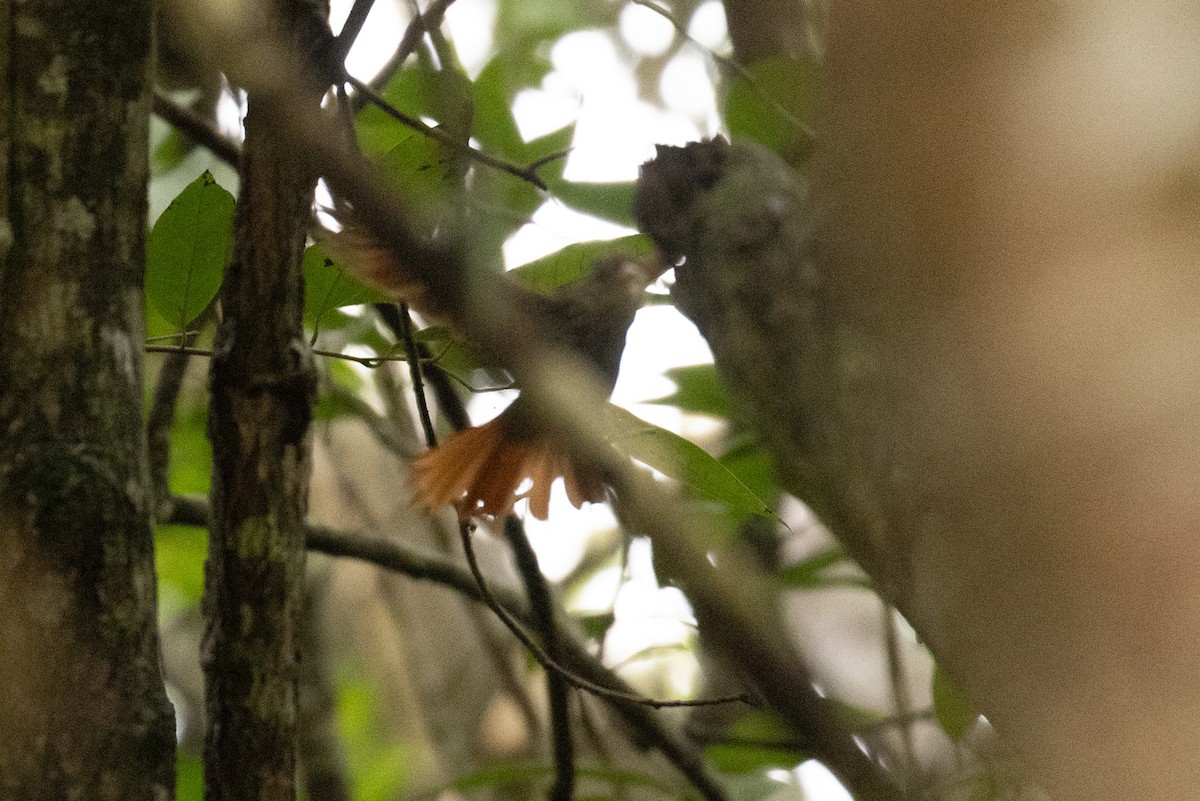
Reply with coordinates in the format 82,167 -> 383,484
201,3 -> 326,799
0,0 -> 176,798
662,4 -> 1200,800
637,141 -> 907,801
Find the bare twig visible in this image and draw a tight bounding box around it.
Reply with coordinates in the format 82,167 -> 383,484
375,303 -> 469,431
346,75 -> 550,190
397,303 -> 438,448
329,0 -> 377,65
366,0 -> 457,95
315,522 -> 736,801
152,91 -> 241,168
457,519 -> 751,711
162,495 -> 734,801
503,516 -> 576,801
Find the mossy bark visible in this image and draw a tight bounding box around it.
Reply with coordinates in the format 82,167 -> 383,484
0,0 -> 177,798
200,3 -> 326,800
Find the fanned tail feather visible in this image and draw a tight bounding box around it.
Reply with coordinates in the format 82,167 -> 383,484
409,412 -> 607,520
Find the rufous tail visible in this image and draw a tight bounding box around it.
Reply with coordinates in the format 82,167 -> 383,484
409,411 -> 605,521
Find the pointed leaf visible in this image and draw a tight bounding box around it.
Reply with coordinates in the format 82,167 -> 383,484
146,170 -> 234,330
606,405 -> 769,517
932,664 -> 980,741
508,234 -> 653,292
471,50 -> 553,159
357,62 -> 474,156
546,178 -> 637,228
303,243 -> 390,333
646,363 -> 732,418
725,55 -> 818,168
706,711 -> 809,774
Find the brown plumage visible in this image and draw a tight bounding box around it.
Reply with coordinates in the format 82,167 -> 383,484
333,224 -> 654,520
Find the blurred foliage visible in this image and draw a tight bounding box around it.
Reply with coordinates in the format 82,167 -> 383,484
302,243 -> 390,336
141,1 -> 1002,799
508,234 -> 654,292
337,678 -> 415,801
705,712 -> 809,774
176,752 -> 204,801
933,665 -> 981,742
724,55 -> 818,168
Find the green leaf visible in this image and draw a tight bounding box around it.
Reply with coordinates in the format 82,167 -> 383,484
155,524 -> 208,609
606,405 -> 769,517
932,663 -> 980,741
545,178 -> 637,228
144,298 -> 178,341
415,326 -> 512,392
152,127 -> 192,175
357,63 -> 474,156
378,129 -> 466,216
508,234 -> 653,292
706,712 -> 808,774
776,546 -> 865,590
176,752 -> 204,801
302,243 -> 390,333
725,55 -> 818,168
718,437 -> 778,511
471,51 -> 554,159
146,170 -> 234,331
646,363 -> 732,419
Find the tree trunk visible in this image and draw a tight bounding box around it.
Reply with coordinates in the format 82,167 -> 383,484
0,1 -> 177,798
692,3 -> 1200,799
201,2 -> 325,799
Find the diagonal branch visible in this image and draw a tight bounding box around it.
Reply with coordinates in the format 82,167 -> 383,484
177,16 -> 906,799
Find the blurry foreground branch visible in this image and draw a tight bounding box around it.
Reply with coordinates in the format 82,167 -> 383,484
168,6 -> 904,798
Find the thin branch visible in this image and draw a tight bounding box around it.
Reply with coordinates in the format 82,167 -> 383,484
397,303 -> 438,448
152,91 -> 241,168
146,343 -> 406,368
375,303 -> 469,431
630,0 -> 815,140
183,26 -> 906,798
504,516 -> 576,801
457,519 -> 752,711
164,495 -> 734,801
312,522 -> 737,801
346,75 -> 550,190
147,333 -> 196,520
405,0 -> 455,70
146,340 -> 512,394
365,0 -> 457,96
329,0 -> 377,65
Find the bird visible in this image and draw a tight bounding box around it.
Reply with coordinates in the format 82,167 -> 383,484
332,227 -> 656,520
